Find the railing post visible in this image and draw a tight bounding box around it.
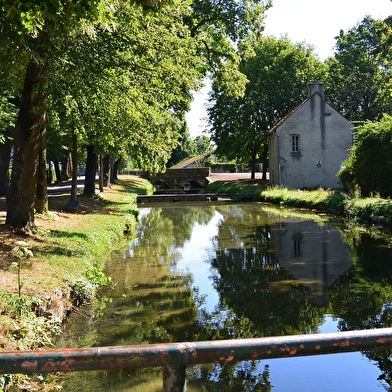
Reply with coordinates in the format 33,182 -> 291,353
163,363 -> 186,392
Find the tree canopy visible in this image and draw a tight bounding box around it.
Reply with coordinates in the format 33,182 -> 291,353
1,0 -> 272,228
207,35 -> 325,178
325,16 -> 392,122
48,2 -> 200,172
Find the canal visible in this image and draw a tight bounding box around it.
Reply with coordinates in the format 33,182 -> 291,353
57,203 -> 392,391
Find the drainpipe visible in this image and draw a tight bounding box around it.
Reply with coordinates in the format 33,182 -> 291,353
275,133 -> 282,186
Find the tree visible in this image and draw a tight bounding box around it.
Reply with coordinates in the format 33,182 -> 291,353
167,127 -> 197,168
2,0 -> 272,227
0,94 -> 18,195
325,16 -> 392,122
194,135 -> 215,155
63,3 -> 200,193
185,0 -> 272,97
338,114 -> 392,197
207,36 -> 326,178
0,0 -> 183,228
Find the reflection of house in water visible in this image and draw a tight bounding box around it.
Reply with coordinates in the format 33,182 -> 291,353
270,219 -> 353,306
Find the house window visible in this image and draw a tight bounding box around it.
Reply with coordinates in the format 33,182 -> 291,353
291,134 -> 300,152
293,239 -> 302,257
292,232 -> 303,258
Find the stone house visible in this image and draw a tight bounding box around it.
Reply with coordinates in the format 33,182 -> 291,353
268,83 -> 354,189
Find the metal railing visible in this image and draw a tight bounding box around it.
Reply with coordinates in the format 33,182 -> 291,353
2,328 -> 392,391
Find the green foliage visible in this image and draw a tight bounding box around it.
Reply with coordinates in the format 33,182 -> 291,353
67,262 -> 112,307
66,277 -> 96,306
210,180 -> 392,227
344,198 -> 392,225
0,293 -> 36,318
0,95 -> 18,132
10,241 -> 34,299
261,187 -> 329,208
0,294 -> 61,347
325,16 -> 392,122
85,263 -> 111,289
194,135 -> 215,155
261,187 -> 346,214
186,0 -> 272,97
210,163 -> 236,173
208,35 -> 326,175
46,2 -> 201,174
207,179 -> 268,200
167,128 -> 197,167
10,312 -> 61,349
339,114 -> 392,197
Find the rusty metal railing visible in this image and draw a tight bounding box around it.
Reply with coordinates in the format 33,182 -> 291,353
2,328 -> 392,391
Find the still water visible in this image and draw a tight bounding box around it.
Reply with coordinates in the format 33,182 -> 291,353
57,203 -> 392,391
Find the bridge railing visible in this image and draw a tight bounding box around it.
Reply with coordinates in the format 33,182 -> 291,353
2,328 -> 392,391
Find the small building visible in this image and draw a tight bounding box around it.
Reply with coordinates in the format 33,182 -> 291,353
268,83 -> 354,189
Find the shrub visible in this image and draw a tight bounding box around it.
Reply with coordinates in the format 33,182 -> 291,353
339,114 -> 392,197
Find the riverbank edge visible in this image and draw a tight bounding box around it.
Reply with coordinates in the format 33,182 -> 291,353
0,175 -> 153,390
208,180 -> 392,227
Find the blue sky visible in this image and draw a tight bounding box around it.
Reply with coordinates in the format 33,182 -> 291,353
186,0 -> 392,137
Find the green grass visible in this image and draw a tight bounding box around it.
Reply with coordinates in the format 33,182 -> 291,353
260,187 -> 345,214
208,180 -> 392,226
208,179 -> 269,199
0,175 -> 152,330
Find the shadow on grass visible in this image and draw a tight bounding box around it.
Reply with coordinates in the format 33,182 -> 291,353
49,230 -> 89,240
48,194 -> 135,216
112,177 -> 152,195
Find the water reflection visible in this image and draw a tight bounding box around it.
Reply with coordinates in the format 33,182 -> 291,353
58,203 -> 392,391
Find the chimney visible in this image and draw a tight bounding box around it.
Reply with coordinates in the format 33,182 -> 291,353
308,82 -> 325,99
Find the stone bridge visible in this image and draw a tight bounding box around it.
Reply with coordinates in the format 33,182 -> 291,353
151,167 -> 211,194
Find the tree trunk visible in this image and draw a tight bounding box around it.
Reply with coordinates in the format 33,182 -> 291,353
83,145 -> 97,196
53,161 -> 61,184
60,157 -> 69,181
0,133 -> 12,196
99,155 -> 104,193
103,155 -> 111,188
35,129 -> 48,214
64,131 -> 80,210
70,131 -> 78,202
250,149 -> 257,180
111,158 -> 121,182
6,59 -> 47,228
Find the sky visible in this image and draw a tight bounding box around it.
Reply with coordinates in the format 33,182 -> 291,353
186,0 -> 392,137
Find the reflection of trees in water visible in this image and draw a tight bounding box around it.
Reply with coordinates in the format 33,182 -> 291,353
131,206 -> 216,273
328,268 -> 390,331
155,205 -> 217,248
188,362 -> 272,392
328,231 -> 392,389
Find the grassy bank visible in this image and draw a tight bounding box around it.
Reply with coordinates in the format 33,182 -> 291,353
208,180 -> 392,226
0,175 -> 152,390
